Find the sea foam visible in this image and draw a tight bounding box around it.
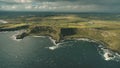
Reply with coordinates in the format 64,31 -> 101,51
0,20 -> 8,23
10,31 -> 22,41
48,38 -> 98,50
48,45 -> 59,50
77,38 -> 96,42
98,45 -> 120,61
33,36 -> 46,38
48,37 -> 63,50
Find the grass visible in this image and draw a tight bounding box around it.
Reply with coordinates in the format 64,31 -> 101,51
0,23 -> 27,29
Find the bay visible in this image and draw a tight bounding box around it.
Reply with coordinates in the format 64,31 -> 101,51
0,32 -> 120,68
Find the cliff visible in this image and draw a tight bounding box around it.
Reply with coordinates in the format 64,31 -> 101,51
15,25 -> 120,53
0,19 -> 120,53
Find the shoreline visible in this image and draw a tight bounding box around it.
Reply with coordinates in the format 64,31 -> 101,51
48,36 -> 120,61
1,30 -> 120,54
0,31 -> 120,61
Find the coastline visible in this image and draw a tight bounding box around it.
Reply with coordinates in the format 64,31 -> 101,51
0,21 -> 120,58
47,36 -> 120,61
1,30 -> 120,54
0,31 -> 120,61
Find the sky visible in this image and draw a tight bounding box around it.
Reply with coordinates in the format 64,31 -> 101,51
0,0 -> 120,12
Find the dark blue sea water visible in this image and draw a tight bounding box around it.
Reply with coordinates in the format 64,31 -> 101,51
0,32 -> 120,68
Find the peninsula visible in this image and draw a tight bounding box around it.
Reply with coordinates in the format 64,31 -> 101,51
0,15 -> 120,53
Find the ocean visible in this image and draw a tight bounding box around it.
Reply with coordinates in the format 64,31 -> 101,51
0,32 -> 120,68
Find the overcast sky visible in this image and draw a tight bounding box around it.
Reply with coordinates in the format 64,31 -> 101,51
0,0 -> 120,12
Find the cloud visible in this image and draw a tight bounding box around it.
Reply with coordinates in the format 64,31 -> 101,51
0,0 -> 120,12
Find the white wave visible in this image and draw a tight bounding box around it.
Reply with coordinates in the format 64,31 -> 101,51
98,45 -> 104,48
48,37 -> 120,62
48,37 -> 64,50
48,43 -> 64,50
48,38 -> 96,50
48,37 -> 120,61
48,41 -> 64,50
77,38 -> 120,61
103,50 -> 115,61
98,45 -> 120,61
0,20 -> 8,23
77,38 -> 95,42
11,34 -> 22,41
10,31 -> 22,41
49,37 -> 57,45
104,52 -> 115,61
77,38 -> 90,41
33,36 -> 46,38
48,45 -> 59,50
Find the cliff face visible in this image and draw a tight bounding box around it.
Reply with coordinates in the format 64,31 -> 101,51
24,26 -> 120,53
1,24 -> 120,53
17,26 -> 79,43
61,28 -> 77,36
61,28 -> 120,53
28,26 -> 61,43
29,26 -> 120,53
